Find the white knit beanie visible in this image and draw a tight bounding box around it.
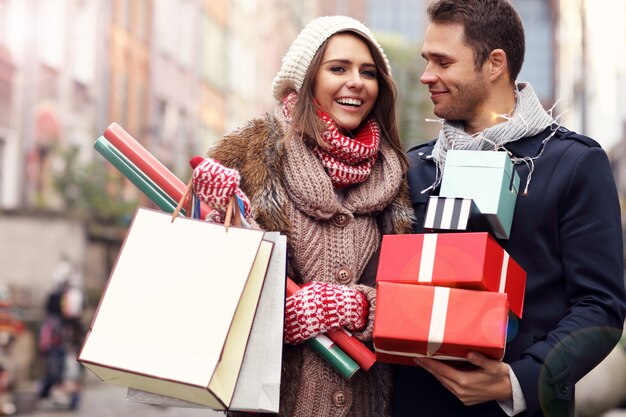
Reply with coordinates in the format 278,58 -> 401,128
271,15 -> 391,101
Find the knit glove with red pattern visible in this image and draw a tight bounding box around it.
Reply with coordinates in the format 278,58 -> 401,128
284,281 -> 369,345
190,156 -> 251,222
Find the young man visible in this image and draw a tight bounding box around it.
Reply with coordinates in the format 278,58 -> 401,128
394,1 -> 626,416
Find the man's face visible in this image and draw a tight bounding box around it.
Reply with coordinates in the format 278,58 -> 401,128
420,22 -> 489,123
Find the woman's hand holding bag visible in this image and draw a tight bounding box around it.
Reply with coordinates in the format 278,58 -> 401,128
190,156 -> 251,223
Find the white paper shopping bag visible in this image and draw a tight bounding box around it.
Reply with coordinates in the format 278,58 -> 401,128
78,207 -> 273,410
127,231 -> 287,413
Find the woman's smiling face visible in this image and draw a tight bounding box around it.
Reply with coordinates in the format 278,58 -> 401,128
313,33 -> 379,132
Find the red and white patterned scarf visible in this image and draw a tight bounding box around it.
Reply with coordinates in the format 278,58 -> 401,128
282,92 -> 381,188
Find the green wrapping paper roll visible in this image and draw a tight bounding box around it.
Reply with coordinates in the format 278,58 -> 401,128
309,334 -> 360,379
94,137 -> 180,214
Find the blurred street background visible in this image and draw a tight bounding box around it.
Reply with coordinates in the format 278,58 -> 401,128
0,0 -> 625,416
12,371 -> 626,417
10,372 -> 226,417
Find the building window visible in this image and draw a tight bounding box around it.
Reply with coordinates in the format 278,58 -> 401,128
156,99 -> 167,144
120,0 -> 131,30
0,0 -> 8,43
201,15 -> 226,89
39,64 -> 59,101
0,137 -> 4,201
72,81 -> 89,116
136,83 -> 145,137
119,73 -> 128,127
39,0 -> 66,68
367,0 -> 425,42
513,0 -> 554,103
136,0 -> 150,40
0,60 -> 11,127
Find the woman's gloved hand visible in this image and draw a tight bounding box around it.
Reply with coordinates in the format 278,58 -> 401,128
190,156 -> 251,222
284,281 -> 369,345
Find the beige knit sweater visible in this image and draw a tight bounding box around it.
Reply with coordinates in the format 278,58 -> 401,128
209,113 -> 415,417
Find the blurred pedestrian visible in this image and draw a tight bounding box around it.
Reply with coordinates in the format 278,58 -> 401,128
60,275 -> 86,410
0,285 -> 23,416
37,280 -> 66,403
37,256 -> 85,410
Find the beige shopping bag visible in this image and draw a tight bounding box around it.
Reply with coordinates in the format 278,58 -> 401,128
229,231 -> 286,413
127,231 -> 287,413
78,207 -> 273,410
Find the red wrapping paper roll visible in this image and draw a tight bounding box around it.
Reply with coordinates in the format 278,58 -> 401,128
103,123 -> 212,219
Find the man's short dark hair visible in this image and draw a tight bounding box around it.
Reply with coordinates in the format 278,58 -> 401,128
427,0 -> 525,82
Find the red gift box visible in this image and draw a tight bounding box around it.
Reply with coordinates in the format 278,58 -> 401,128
373,282 -> 508,365
376,232 -> 525,318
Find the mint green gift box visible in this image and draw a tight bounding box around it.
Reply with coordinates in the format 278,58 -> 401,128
440,150 -> 520,240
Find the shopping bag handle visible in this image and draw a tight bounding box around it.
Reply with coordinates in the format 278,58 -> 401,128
223,195 -> 242,231
171,177 -> 194,223
171,178 -> 241,232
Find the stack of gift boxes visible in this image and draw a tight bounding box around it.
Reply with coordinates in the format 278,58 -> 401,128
373,150 -> 527,365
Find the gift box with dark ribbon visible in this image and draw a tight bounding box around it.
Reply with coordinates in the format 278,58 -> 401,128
424,196 -> 486,232
439,150 -> 520,239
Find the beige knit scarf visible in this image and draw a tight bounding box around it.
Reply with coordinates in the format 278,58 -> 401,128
275,96 -> 404,221
282,92 -> 381,188
427,83 -> 555,193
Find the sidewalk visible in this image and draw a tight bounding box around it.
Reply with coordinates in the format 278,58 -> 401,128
14,372 -> 225,417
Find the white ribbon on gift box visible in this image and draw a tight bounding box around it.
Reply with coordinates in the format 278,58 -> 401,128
499,252 -> 509,293
427,286 -> 450,356
418,234 -> 438,283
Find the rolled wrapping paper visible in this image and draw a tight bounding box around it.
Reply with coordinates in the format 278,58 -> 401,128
94,130 -> 360,378
307,334 -> 359,380
103,122 -> 212,219
94,137 -> 179,214
286,278 -> 376,371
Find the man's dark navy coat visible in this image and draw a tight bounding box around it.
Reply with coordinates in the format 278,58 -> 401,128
394,126 -> 626,417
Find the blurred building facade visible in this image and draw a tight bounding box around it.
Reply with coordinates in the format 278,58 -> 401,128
556,0 -> 626,152
0,0 -> 318,314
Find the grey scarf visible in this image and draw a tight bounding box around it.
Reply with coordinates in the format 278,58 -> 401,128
428,83 -> 555,193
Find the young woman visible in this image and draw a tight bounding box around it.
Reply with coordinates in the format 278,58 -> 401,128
191,16 -> 414,417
